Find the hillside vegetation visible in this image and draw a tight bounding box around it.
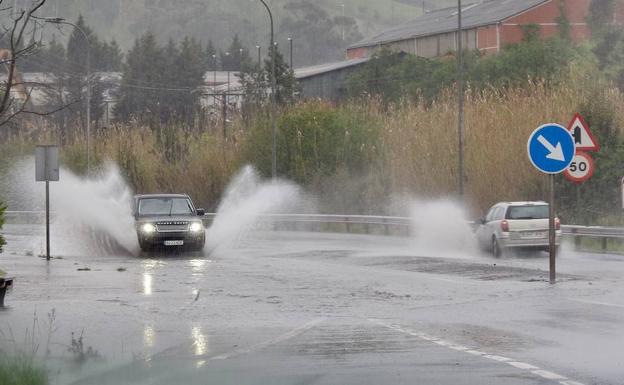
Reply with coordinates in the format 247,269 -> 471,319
43,0 -> 431,66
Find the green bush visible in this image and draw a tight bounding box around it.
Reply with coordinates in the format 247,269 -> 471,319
243,101 -> 382,186
347,37 -> 577,103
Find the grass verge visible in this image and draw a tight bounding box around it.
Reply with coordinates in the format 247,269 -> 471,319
0,353 -> 47,385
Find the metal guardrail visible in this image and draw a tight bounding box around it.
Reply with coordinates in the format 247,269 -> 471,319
562,225 -> 624,251
562,225 -> 624,238
5,211 -> 624,249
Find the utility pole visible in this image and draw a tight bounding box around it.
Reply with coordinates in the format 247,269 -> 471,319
225,51 -> 230,109
288,37 -> 293,69
239,48 -> 244,110
239,48 -> 244,73
259,0 -> 277,179
457,0 -> 465,198
222,94 -> 227,140
212,54 -> 217,110
341,4 -> 345,41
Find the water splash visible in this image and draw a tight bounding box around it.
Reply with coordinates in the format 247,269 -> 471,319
5,159 -> 138,257
408,200 -> 478,257
206,165 -> 304,252
50,163 -> 138,256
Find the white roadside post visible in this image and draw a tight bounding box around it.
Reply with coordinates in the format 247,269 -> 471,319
35,145 -> 60,261
527,124 -> 575,284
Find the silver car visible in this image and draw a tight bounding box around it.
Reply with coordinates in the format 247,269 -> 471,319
475,201 -> 561,257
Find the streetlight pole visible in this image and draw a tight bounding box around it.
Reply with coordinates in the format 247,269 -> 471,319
457,0 -> 465,198
341,4 -> 345,41
225,51 -> 230,108
44,17 -> 91,176
212,54 -> 217,109
288,37 -> 293,69
259,0 -> 277,179
239,48 -> 244,109
239,48 -> 244,73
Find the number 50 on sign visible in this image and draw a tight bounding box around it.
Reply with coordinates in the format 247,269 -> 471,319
563,151 -> 594,184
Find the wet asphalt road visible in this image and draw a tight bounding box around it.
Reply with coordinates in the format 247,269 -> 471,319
1,226 -> 624,385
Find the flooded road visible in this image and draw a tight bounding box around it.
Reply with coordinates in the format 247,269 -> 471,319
1,227 -> 623,385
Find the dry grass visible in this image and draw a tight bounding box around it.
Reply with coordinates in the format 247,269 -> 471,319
380,76 -> 624,215
2,73 -> 623,216
88,124 -> 245,210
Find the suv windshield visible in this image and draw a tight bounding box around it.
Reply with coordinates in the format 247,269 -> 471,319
506,205 -> 549,220
138,198 -> 193,216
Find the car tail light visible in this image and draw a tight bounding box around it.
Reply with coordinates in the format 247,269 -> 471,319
501,220 -> 509,232
555,217 -> 561,230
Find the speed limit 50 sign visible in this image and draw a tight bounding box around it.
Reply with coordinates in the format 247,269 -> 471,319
563,151 -> 594,183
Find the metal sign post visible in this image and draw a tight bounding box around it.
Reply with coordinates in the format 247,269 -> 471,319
35,145 -> 59,261
548,174 -> 556,284
527,124 -> 575,284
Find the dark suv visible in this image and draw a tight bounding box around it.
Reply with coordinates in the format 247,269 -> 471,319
134,194 -> 206,252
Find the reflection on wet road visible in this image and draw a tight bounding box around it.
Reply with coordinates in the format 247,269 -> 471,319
1,229 -> 624,385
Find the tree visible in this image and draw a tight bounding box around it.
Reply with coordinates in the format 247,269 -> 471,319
347,50 -> 445,102
205,39 -> 217,70
240,44 -> 299,107
98,39 -> 123,72
160,38 -> 180,122
115,32 -> 166,123
588,0 -> 616,37
174,36 -> 205,122
556,0 -> 571,42
267,44 -> 299,105
65,15 -> 99,127
0,0 -> 57,127
588,0 -> 624,88
279,1 -> 362,65
240,61 -> 267,115
39,34 -> 72,140
347,37 -> 577,103
116,33 -> 206,125
220,34 -> 251,71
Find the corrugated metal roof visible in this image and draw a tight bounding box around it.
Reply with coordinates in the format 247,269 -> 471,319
349,0 -> 549,49
294,57 -> 370,79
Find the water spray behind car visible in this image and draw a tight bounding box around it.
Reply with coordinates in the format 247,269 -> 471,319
205,165 -> 307,253
390,198 -> 478,258
7,160 -> 138,257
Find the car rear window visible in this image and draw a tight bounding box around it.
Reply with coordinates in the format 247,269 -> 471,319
506,205 -> 548,220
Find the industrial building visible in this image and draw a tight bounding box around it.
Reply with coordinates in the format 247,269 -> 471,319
347,0 -> 621,59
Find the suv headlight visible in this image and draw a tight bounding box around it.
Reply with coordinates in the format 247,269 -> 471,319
141,223 -> 157,234
189,222 -> 203,232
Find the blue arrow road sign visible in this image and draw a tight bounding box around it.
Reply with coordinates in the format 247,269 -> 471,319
527,123 -> 575,174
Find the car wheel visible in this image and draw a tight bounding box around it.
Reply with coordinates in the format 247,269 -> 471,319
139,240 -> 153,253
492,237 -> 502,258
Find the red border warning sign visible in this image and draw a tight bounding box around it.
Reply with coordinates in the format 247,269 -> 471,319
567,113 -> 600,152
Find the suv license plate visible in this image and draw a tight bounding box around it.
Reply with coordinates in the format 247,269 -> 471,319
164,240 -> 184,246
